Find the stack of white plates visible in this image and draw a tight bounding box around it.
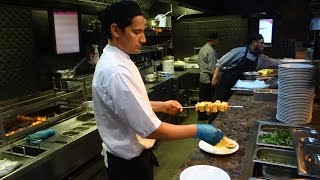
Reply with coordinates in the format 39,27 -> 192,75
280,59 -> 312,64
277,63 -> 315,124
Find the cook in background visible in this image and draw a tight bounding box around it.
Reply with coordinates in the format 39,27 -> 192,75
198,32 -> 219,121
212,34 -> 279,101
209,34 -> 279,124
92,1 -> 224,180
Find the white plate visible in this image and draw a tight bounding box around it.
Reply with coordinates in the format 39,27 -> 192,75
199,138 -> 239,155
180,165 -> 230,180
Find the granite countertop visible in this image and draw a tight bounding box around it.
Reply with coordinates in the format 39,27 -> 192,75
172,94 -> 320,180
171,94 -> 277,180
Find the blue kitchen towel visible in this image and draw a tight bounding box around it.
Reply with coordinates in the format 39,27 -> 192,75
234,80 -> 268,89
25,129 -> 56,145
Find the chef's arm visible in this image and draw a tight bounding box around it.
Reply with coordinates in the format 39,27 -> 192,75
148,122 -> 197,139
150,100 -> 182,115
256,54 -> 280,70
147,122 -> 224,145
211,67 -> 220,86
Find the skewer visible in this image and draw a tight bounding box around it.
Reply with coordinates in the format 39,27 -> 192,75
182,106 -> 243,109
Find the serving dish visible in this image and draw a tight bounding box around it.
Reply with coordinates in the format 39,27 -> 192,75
253,147 -> 297,168
257,130 -> 293,149
199,137 -> 239,155
180,165 -> 230,180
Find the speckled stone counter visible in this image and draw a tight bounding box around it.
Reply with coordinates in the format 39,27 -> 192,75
172,94 -> 320,180
171,94 -> 277,180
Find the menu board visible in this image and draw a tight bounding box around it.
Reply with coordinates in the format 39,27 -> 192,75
259,19 -> 273,44
53,11 -> 80,54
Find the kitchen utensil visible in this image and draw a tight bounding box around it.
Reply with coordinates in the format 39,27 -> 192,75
182,106 -> 243,109
56,69 -> 76,79
72,57 -> 87,71
146,18 -> 159,27
144,73 -> 159,83
82,101 -> 94,114
55,57 -> 87,79
242,71 -> 262,80
162,60 -> 175,74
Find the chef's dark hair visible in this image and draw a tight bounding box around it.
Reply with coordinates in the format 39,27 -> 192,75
247,34 -> 264,45
101,0 -> 143,40
207,32 -> 219,41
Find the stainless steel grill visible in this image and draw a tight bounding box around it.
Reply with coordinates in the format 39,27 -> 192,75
0,90 -> 84,145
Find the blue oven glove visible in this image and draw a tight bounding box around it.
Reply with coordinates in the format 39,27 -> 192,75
194,124 -> 224,145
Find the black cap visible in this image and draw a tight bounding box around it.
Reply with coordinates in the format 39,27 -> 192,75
207,32 -> 219,41
101,0 -> 143,39
247,34 -> 264,45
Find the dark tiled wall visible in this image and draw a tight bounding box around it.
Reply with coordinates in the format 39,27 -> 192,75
0,6 -> 40,100
172,16 -> 248,59
0,6 -> 99,101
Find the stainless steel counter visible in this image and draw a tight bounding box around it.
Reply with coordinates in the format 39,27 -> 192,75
0,113 -> 102,179
144,71 -> 189,94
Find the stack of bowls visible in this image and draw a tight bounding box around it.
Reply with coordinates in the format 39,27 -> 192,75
276,63 -> 315,124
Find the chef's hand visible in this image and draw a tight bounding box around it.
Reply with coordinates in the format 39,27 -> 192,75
211,77 -> 218,87
163,100 -> 182,115
194,124 -> 224,145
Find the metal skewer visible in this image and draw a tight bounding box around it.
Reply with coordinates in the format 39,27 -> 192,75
182,105 -> 243,109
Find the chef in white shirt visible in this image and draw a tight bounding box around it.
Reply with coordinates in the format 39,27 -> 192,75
92,1 -> 224,180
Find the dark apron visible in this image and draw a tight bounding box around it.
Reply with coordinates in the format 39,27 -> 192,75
198,74 -> 214,120
106,149 -> 159,180
215,47 -> 258,102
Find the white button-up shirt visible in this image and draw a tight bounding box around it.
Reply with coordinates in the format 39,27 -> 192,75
92,45 -> 161,163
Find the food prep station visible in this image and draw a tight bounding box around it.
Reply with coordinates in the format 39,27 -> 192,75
0,84 -> 106,179
244,121 -> 320,179
0,70 -> 194,179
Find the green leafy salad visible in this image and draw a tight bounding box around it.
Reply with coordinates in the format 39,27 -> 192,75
258,130 -> 293,146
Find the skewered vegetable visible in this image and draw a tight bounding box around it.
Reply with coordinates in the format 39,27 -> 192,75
195,100 -> 229,113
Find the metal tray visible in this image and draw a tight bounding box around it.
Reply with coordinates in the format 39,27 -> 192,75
251,162 -> 311,179
296,143 -> 320,178
259,124 -> 292,133
256,131 -> 294,150
290,127 -> 319,147
253,147 -> 297,168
